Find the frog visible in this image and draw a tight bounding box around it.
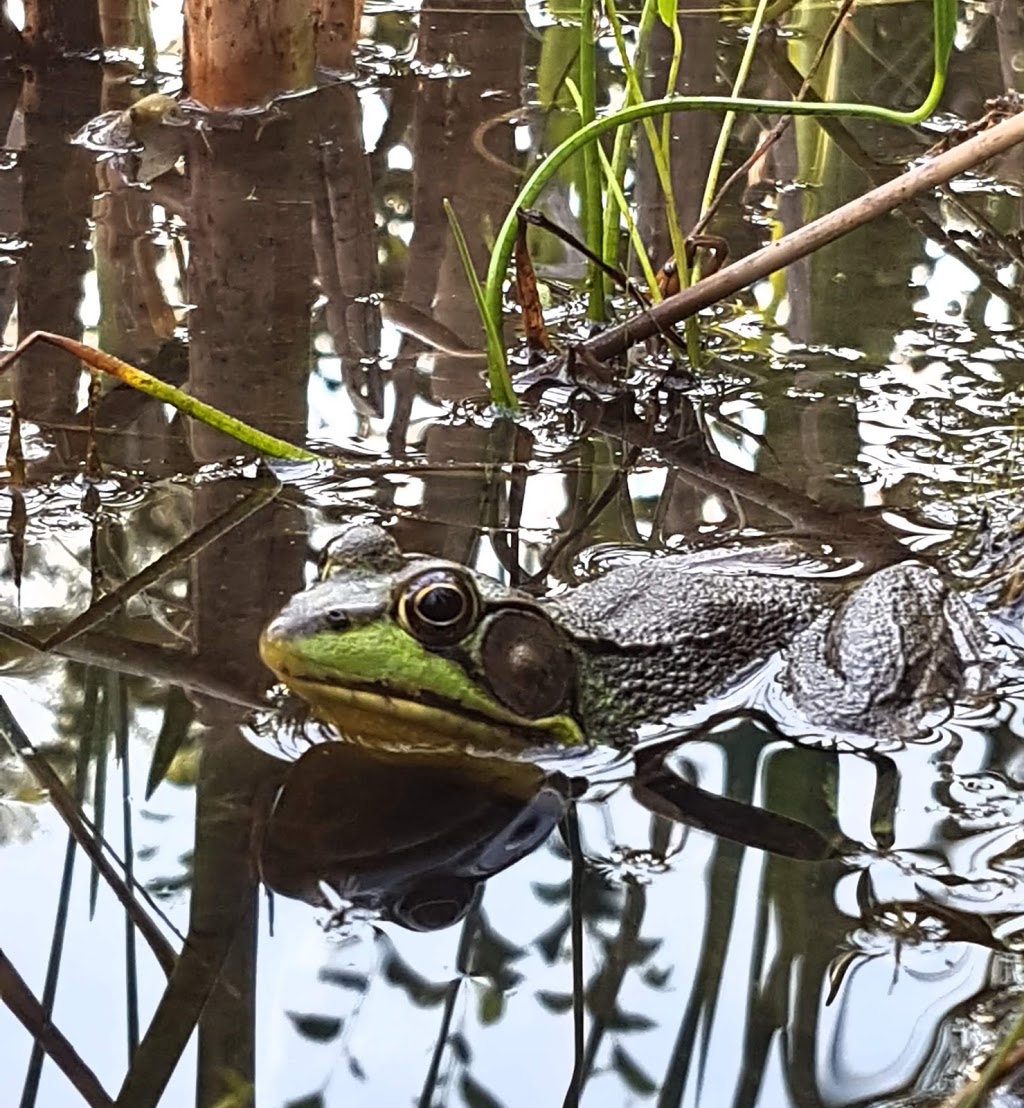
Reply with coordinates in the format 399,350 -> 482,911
258,522 -> 989,753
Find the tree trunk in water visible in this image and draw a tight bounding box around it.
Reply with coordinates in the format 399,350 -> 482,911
185,0 -> 315,109
23,0 -> 101,51
314,0 -> 363,69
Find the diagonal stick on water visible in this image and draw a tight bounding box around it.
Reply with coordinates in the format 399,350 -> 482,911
582,109 -> 1024,362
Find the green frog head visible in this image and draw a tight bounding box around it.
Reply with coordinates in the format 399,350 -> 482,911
259,523 -> 585,753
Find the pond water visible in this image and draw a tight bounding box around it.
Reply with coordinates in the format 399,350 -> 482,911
3,1 -> 1024,1106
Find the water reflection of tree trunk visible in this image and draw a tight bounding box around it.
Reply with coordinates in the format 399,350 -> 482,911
402,0 -> 523,396
187,120 -> 313,457
635,5 -> 720,266
23,0 -> 101,51
14,63 -> 101,429
185,116 -> 315,1102
393,0 -> 527,559
759,8 -> 931,507
313,84 -> 382,418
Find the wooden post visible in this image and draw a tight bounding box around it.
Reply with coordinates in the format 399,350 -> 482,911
185,0 -> 315,109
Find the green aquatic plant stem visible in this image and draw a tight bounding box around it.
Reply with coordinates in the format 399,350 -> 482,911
483,0 -> 955,336
600,0 -> 659,297
600,0 -> 660,282
699,0 -> 771,224
567,80 -> 660,295
579,0 -> 604,320
0,332 -> 324,462
654,0 -> 703,365
603,0 -> 688,293
600,0 -> 701,370
443,201 -> 518,410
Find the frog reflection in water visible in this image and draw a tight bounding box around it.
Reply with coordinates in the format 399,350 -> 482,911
259,523 -> 990,751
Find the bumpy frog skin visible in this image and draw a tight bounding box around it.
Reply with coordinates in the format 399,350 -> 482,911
259,523 -> 988,751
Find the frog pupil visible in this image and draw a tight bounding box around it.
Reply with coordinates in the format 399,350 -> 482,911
415,584 -> 465,626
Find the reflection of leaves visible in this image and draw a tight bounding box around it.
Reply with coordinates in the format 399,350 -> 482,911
532,880 -> 569,905
596,934 -> 661,965
450,1032 -> 470,1063
534,914 -> 570,963
460,1072 -> 504,1108
285,1096 -> 325,1108
535,990 -> 573,1014
478,985 -> 505,1025
145,686 -> 194,799
472,917 -> 525,993
286,1013 -> 343,1042
642,965 -> 672,989
598,1006 -> 655,1033
612,1045 -> 657,1096
349,1056 -> 366,1081
318,967 -> 369,992
384,952 -> 451,1007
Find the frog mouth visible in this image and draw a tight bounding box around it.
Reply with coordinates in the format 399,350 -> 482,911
260,639 -> 583,753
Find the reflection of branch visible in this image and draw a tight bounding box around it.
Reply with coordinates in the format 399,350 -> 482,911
595,397 -> 911,568
0,698 -> 178,977
0,948 -> 113,1108
633,729 -> 859,861
43,480 -> 279,650
418,887 -> 483,1108
525,446 -> 640,588
562,803 -> 584,1108
0,625 -> 267,710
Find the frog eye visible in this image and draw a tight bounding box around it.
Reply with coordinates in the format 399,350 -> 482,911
396,569 -> 481,647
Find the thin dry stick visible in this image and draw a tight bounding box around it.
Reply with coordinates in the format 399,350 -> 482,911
0,949 -> 114,1108
584,108 -> 1024,362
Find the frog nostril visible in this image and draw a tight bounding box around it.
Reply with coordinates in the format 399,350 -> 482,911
324,608 -> 350,631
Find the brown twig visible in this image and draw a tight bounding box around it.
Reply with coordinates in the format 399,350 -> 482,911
583,109 -> 1024,362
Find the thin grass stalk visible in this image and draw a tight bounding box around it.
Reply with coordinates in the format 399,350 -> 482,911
603,0 -> 688,287
0,698 -> 177,977
653,0 -> 703,364
567,80 -> 660,294
443,200 -> 517,409
0,950 -> 114,1108
44,482 -> 280,651
600,0 -> 659,293
0,332 -> 322,462
417,887 -> 484,1108
698,0 -> 772,226
88,682 -> 111,919
579,0 -> 605,320
561,803 -> 584,1108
